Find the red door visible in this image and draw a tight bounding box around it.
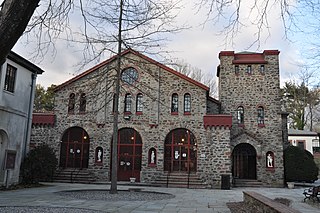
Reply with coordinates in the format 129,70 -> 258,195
60,127 -> 90,168
115,128 -> 142,181
164,128 -> 197,173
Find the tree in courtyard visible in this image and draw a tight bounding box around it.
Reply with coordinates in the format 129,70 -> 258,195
34,84 -> 55,112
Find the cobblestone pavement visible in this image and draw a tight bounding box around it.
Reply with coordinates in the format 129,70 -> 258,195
0,182 -> 319,213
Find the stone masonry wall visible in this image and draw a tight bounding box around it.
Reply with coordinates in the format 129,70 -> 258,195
48,51 -> 214,182
218,51 -> 284,186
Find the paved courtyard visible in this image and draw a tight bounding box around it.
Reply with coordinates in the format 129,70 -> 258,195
0,182 -> 319,212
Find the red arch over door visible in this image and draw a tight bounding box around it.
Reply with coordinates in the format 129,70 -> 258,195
60,127 -> 90,168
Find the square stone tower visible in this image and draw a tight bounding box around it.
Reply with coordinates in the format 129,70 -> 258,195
217,50 -> 284,186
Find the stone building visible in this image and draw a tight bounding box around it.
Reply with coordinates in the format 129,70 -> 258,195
0,51 -> 44,187
31,49 -> 285,187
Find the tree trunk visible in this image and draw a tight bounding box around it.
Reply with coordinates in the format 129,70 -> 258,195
0,0 -> 40,64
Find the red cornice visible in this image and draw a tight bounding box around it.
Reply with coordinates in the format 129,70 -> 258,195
54,49 -> 209,92
32,113 -> 55,126
203,114 -> 232,129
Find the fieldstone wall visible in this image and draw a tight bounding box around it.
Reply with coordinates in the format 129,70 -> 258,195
42,51 -> 215,183
218,51 -> 284,186
199,126 -> 231,188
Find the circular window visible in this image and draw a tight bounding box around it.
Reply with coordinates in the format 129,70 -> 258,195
121,67 -> 138,84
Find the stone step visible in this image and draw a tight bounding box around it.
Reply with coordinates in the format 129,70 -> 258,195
152,173 -> 208,189
53,169 -> 95,183
233,179 -> 264,187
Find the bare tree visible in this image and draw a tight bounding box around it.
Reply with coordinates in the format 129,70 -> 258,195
0,0 -> 40,64
170,59 -> 218,97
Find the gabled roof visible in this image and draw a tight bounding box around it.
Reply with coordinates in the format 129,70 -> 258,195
54,49 -> 209,92
7,51 -> 44,74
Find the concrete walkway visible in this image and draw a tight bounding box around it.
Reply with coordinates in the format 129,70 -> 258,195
0,182 -> 319,213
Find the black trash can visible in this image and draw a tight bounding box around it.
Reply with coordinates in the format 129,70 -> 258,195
221,174 -> 230,190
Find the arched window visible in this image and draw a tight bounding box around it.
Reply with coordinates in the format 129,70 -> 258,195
68,93 -> 75,114
257,106 -> 265,125
171,93 -> 178,113
184,93 -> 191,113
237,106 -> 244,124
79,93 -> 86,113
136,93 -> 143,113
124,93 -> 132,113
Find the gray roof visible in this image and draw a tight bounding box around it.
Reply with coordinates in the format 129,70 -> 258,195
288,129 -> 318,136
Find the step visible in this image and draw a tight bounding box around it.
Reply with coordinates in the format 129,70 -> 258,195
233,179 -> 264,187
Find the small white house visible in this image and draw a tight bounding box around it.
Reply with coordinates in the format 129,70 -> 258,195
288,129 -> 319,155
0,51 -> 44,187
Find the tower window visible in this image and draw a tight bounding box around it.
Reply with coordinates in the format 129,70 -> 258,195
257,106 -> 265,125
237,106 -> 244,125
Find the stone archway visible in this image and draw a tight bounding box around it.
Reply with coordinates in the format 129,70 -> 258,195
59,127 -> 90,168
164,128 -> 197,173
232,143 -> 257,179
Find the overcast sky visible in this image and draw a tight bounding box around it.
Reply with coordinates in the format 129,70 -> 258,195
12,0 -> 308,89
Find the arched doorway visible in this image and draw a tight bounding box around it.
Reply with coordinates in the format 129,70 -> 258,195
116,128 -> 142,181
59,127 -> 90,168
164,128 -> 197,172
232,143 -> 257,179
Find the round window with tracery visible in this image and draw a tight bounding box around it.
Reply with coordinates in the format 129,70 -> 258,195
121,67 -> 138,85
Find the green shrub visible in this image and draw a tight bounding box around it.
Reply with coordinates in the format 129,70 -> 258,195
20,144 -> 58,184
284,146 -> 319,182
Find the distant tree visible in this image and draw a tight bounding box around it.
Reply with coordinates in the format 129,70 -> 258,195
34,84 -> 55,112
281,80 -> 320,130
170,59 -> 218,98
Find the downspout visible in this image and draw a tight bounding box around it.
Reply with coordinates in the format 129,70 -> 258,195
23,73 -> 37,159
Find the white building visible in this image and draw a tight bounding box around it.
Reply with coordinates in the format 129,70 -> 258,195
288,129 -> 319,155
0,51 -> 44,187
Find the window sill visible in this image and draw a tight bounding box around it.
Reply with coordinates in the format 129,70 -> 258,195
258,124 -> 265,128
124,111 -> 132,115
136,112 -> 143,115
171,112 -> 178,115
266,167 -> 275,172
184,112 -> 191,115
148,163 -> 156,167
